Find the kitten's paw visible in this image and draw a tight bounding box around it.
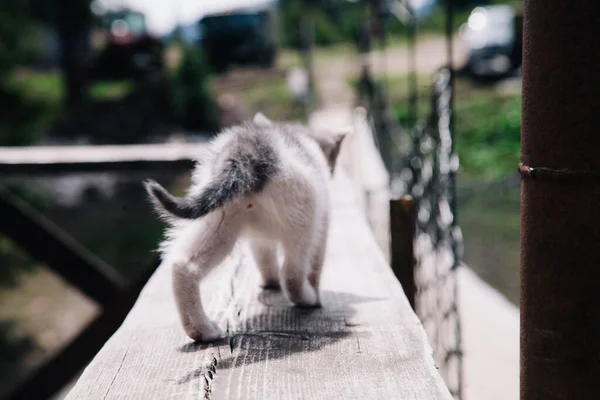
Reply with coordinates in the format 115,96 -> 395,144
295,297 -> 322,308
260,279 -> 281,291
287,283 -> 320,308
185,321 -> 224,343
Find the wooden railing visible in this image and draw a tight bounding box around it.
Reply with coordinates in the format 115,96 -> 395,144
67,176 -> 452,399
1,141 -> 452,400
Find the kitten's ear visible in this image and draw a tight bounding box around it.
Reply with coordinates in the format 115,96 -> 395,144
333,128 -> 351,147
253,112 -> 273,127
329,128 -> 350,155
324,128 -> 351,175
316,128 -> 350,156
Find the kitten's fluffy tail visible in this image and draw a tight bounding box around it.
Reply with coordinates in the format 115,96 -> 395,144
144,156 -> 277,220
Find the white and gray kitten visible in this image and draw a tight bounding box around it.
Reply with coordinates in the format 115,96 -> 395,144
144,113 -> 347,342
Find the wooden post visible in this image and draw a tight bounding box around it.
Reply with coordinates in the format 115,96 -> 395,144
521,0 -> 600,398
390,196 -> 416,311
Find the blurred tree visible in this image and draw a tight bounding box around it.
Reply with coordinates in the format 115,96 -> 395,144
0,0 -> 92,145
170,47 -> 219,132
54,0 -> 93,108
0,0 -> 48,372
453,0 -> 478,9
280,0 -> 358,47
0,2 -> 30,79
0,0 -> 49,146
18,0 -> 94,107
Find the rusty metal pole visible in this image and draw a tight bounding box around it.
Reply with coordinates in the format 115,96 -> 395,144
521,0 -> 600,398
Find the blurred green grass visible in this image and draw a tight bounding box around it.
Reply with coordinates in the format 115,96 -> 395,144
366,72 -> 522,304
377,74 -> 522,178
13,69 -> 134,102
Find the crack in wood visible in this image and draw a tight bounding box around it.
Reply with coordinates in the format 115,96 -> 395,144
103,348 -> 128,399
176,356 -> 219,386
202,357 -> 218,399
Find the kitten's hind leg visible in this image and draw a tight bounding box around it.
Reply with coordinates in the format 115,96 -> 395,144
280,226 -> 319,308
172,262 -> 224,342
308,222 -> 329,306
170,210 -> 242,342
250,239 -> 280,290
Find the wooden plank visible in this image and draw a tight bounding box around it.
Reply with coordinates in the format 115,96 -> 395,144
0,143 -> 208,174
65,171 -> 451,400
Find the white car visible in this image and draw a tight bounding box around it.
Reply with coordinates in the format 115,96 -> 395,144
459,5 -> 522,78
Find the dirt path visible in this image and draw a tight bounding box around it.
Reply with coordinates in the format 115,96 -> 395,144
314,34 -> 468,108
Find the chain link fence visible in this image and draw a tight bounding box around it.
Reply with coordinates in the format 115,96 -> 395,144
358,64 -> 464,399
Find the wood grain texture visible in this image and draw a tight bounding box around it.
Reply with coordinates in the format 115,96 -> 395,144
65,172 -> 451,400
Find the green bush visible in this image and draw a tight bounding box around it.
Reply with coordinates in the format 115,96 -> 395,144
169,47 -> 219,131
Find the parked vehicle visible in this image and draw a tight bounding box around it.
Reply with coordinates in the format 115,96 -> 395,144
199,2 -> 279,73
459,5 -> 523,79
89,10 -> 164,81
